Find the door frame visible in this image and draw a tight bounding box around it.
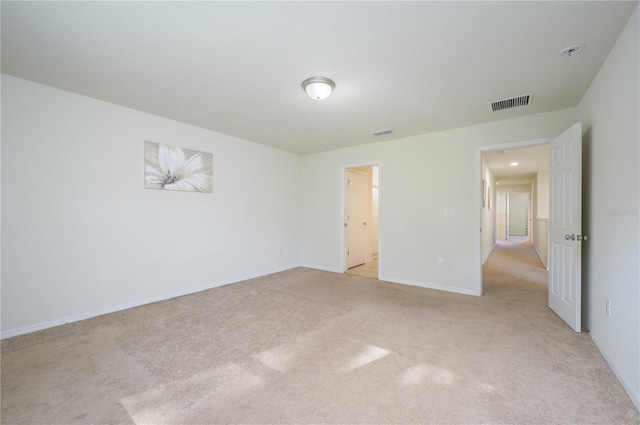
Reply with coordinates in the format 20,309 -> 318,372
340,161 -> 382,273
475,138 -> 550,296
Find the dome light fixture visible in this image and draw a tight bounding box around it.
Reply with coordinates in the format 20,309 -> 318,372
302,77 -> 335,100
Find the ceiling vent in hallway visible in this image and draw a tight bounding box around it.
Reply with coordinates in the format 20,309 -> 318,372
370,128 -> 394,136
490,93 -> 532,112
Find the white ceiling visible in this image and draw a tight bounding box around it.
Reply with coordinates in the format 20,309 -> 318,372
2,1 -> 637,155
483,144 -> 549,183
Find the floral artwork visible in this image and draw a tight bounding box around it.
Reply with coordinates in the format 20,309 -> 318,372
144,141 -> 212,192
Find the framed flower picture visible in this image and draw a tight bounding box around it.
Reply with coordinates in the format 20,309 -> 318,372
144,141 -> 212,193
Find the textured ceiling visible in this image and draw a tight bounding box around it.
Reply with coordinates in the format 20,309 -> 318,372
2,1 -> 638,154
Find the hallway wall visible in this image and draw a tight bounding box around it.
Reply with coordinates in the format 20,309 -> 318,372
533,171 -> 549,268
481,158 -> 496,263
577,5 -> 639,410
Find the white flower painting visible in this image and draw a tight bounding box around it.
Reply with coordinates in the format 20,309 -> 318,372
144,141 -> 212,192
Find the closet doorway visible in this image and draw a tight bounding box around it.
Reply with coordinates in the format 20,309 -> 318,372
343,164 -> 380,279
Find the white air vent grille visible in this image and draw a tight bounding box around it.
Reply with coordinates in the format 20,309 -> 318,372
371,128 -> 394,136
490,94 -> 532,112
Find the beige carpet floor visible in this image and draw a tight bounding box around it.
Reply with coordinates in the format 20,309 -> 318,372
2,242 -> 639,424
346,260 -> 378,279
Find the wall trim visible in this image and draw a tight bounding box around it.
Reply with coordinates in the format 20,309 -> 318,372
482,242 -> 497,265
302,264 -> 344,274
590,332 -> 640,412
1,265 -> 299,340
533,244 -> 549,270
379,275 -> 478,297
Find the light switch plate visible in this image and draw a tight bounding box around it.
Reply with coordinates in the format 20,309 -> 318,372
444,209 -> 455,218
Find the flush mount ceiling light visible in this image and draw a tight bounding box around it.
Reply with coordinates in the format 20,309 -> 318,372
510,162 -> 519,166
302,77 -> 335,100
561,43 -> 585,58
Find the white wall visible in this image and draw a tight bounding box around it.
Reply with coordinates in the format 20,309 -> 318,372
536,171 -> 549,218
1,75 -> 302,337
481,159 -> 496,263
577,5 -> 640,410
301,108 -> 578,295
533,171 -> 549,268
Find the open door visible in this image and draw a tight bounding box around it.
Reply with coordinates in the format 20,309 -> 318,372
549,123 -> 584,332
346,168 -> 367,268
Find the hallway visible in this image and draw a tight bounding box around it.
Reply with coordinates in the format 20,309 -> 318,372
483,238 -> 548,293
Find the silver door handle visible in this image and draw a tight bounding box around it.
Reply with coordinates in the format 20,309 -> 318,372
577,235 -> 588,241
565,234 -> 575,241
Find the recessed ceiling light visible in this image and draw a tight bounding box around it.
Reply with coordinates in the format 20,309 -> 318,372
510,162 -> 519,166
561,44 -> 585,58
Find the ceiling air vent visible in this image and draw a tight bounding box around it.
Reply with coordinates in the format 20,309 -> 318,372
371,128 -> 394,136
490,93 -> 532,112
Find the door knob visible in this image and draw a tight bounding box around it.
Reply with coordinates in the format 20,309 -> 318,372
565,234 -> 575,241
577,235 -> 588,241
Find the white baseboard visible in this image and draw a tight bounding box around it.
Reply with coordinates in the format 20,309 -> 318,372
590,332 -> 640,413
533,244 -> 549,270
482,242 -> 497,265
378,275 -> 478,297
301,264 -> 344,274
1,265 -> 299,340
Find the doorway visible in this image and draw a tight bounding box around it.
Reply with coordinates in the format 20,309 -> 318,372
507,192 -> 530,240
496,188 -> 532,241
476,138 -> 550,295
478,123 -> 584,333
342,163 -> 380,278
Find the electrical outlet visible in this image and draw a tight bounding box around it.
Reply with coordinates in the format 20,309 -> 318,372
606,299 -> 611,317
437,258 -> 444,266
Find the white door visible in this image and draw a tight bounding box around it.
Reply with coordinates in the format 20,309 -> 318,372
346,169 -> 367,268
549,123 -> 583,332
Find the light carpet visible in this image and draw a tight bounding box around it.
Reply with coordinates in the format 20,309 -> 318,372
2,241 -> 639,424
